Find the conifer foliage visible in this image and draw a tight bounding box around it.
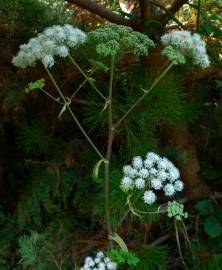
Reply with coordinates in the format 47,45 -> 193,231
0,0 -> 222,269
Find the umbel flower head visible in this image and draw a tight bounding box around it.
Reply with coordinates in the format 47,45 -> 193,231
81,252 -> 117,270
161,30 -> 210,69
12,24 -> 86,69
88,23 -> 155,57
120,152 -> 184,205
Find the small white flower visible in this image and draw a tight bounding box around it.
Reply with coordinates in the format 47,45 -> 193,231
44,40 -> 56,53
85,256 -> 94,265
143,190 -> 156,204
164,183 -> 175,197
123,165 -> 132,176
132,156 -> 143,169
95,257 -> 100,264
139,168 -> 149,178
146,152 -> 160,161
151,178 -> 162,190
149,167 -> 157,176
107,262 -> 117,270
121,176 -> 133,191
157,170 -> 168,181
84,256 -> 95,268
144,158 -> 154,168
97,264 -> 106,270
169,167 -> 180,181
44,27 -> 55,37
98,262 -> 105,270
96,251 -> 104,259
57,45 -> 69,57
129,168 -> 138,178
157,158 -> 168,170
104,257 -> 111,264
135,178 -> 145,189
42,54 -> 54,68
174,180 -> 184,192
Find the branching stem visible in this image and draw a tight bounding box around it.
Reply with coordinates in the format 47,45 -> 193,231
40,88 -> 64,105
45,66 -> 104,160
68,54 -> 106,101
114,63 -> 174,129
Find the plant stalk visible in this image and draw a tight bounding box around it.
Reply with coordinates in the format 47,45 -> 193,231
104,55 -> 115,239
174,220 -> 188,269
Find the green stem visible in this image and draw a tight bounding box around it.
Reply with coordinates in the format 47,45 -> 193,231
68,54 -> 106,101
117,180 -> 153,230
174,220 -> 188,269
70,70 -> 94,101
45,66 -> 104,160
114,63 -> 174,129
104,55 -> 115,239
40,88 -> 64,105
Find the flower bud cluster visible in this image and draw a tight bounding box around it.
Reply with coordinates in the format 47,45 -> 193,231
81,252 -> 117,270
88,23 -> 155,57
167,201 -> 188,220
12,25 -> 86,69
161,30 -> 210,68
120,152 -> 184,205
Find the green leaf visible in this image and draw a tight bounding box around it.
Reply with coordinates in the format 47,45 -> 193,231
108,249 -> 140,267
204,216 -> 222,238
58,97 -> 71,120
25,79 -> 45,93
92,159 -> 105,183
195,200 -> 214,215
125,252 -> 140,266
109,249 -> 126,264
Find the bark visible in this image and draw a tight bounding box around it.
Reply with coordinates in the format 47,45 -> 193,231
68,0 -> 133,26
163,125 -> 209,199
68,0 -> 189,31
159,0 -> 189,25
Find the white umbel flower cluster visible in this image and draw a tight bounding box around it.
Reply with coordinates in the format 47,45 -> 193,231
12,25 -> 86,69
120,152 -> 184,205
161,30 -> 210,69
81,252 -> 117,270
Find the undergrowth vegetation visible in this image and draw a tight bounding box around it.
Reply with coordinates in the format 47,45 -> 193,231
0,0 -> 222,269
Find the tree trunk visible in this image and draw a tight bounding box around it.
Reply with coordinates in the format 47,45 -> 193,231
163,124 -> 209,199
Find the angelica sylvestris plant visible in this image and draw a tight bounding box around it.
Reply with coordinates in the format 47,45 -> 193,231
161,30 -> 210,68
121,151 -> 184,205
12,23 -> 209,243
81,252 -> 117,270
